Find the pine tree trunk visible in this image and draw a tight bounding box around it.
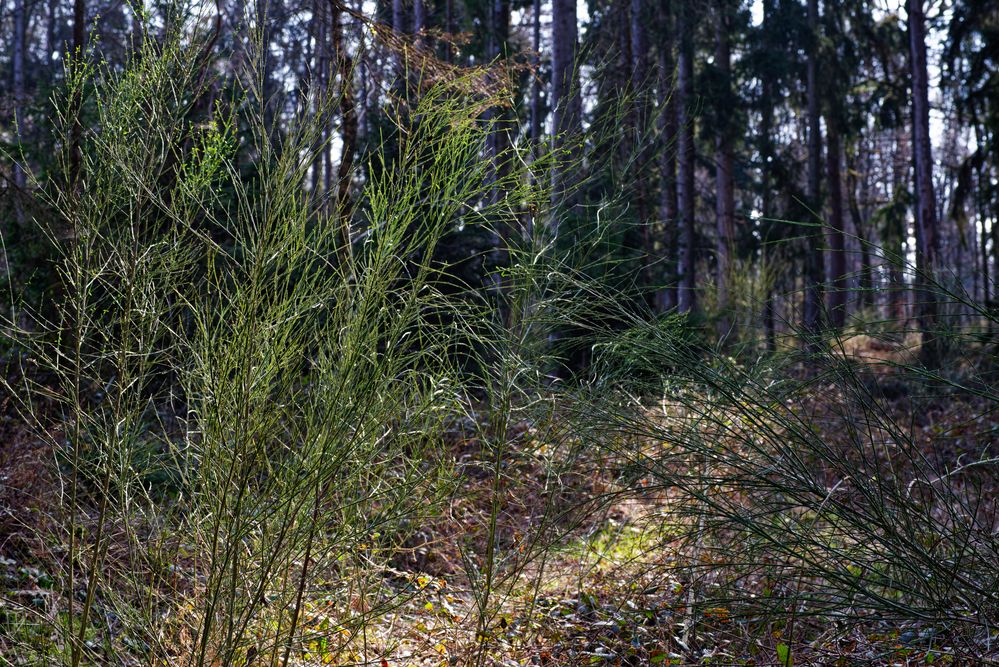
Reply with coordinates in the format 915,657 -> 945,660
312,0 -> 328,193
414,0 -> 425,40
12,0 -> 26,201
332,0 -> 356,267
802,0 -> 825,338
630,0 -> 656,304
657,24 -> 678,312
908,0 -> 941,365
551,0 -> 581,236
714,0 -> 735,337
393,0 -> 406,82
761,0 -> 776,351
846,143 -> 874,312
487,0 -> 512,209
676,0 -> 697,313
978,156 -> 991,312
826,121 -> 847,329
530,0 -> 542,147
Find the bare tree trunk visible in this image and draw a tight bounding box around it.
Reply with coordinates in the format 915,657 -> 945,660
486,0 -> 512,209
613,0 -> 632,171
550,0 -> 582,236
978,155 -> 991,312
714,0 -> 735,338
393,0 -> 406,81
802,0 -> 825,338
331,0 -> 356,267
356,0 -> 369,146
393,0 -> 405,35
761,0 -> 777,351
630,0 -> 656,304
312,0 -> 328,192
889,129 -> 909,324
526,0 -> 542,239
908,0 -> 941,365
846,141 -> 874,312
826,121 -> 847,329
676,0 -> 697,313
657,22 -> 678,313
12,0 -> 27,204
414,0 -> 426,40
530,0 -> 542,147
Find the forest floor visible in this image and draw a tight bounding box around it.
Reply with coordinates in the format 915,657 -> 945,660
1,337 -> 997,666
324,394 -> 996,666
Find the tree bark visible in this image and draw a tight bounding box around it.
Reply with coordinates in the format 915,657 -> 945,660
530,0 -> 542,148
312,0 -> 328,193
826,120 -> 847,329
331,0 -> 356,267
393,0 -> 406,82
550,0 -> 582,235
393,0 -> 405,35
487,0 -> 512,208
714,0 -> 735,337
414,0 -> 426,40
846,141 -> 874,312
802,0 -> 825,338
977,150 -> 990,312
761,0 -> 776,351
657,18 -> 678,313
12,0 -> 27,201
526,0 -> 543,239
676,0 -> 697,313
908,0 -> 941,365
630,0 -> 657,305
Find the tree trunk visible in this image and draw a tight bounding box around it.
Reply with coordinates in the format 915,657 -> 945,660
530,0 -> 542,148
12,0 -> 27,202
630,0 -> 656,304
802,0 -> 825,338
657,23 -> 678,312
414,0 -> 426,40
550,0 -> 582,235
312,0 -> 328,193
393,0 -> 405,35
526,0 -> 542,239
889,130 -> 908,324
393,0 -> 406,82
331,0 -> 356,267
826,121 -> 847,329
846,142 -> 874,312
676,0 -> 697,313
714,0 -> 735,337
487,0 -> 512,209
908,0 -> 941,365
356,0 -> 370,146
978,155 -> 990,313
761,0 -> 776,351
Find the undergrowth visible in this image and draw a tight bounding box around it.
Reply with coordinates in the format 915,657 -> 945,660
0,6 -> 996,666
